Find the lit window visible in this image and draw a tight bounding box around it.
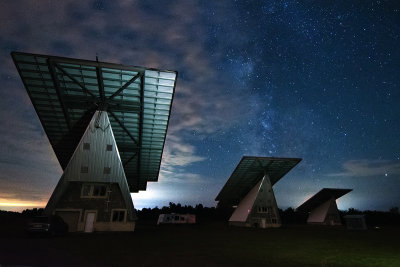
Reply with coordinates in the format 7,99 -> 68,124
112,210 -> 126,222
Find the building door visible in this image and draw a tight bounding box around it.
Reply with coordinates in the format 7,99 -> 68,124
84,212 -> 96,232
261,218 -> 266,228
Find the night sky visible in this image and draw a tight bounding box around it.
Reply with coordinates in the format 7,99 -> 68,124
1,1 -> 399,212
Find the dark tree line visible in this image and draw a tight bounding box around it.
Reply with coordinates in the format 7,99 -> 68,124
2,205 -> 399,226
137,203 -> 400,226
137,202 -> 231,223
278,207 -> 309,224
21,208 -> 44,217
339,208 -> 400,226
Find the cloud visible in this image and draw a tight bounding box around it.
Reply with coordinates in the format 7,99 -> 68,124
159,135 -> 207,184
0,181 -> 51,203
169,80 -> 248,137
1,1 -> 248,135
159,172 -> 206,185
327,159 -> 400,177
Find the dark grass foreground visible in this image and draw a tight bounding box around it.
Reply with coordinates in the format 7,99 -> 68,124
0,220 -> 399,267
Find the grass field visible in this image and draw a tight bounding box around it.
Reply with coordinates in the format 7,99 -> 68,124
0,220 -> 399,267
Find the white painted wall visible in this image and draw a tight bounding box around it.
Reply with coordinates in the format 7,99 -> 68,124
229,180 -> 262,222
307,199 -> 332,223
45,111 -> 135,221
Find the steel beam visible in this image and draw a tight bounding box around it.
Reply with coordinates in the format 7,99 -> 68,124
123,152 -> 138,167
47,59 -> 72,130
54,63 -> 97,98
109,72 -> 141,100
96,67 -> 105,102
108,110 -> 139,145
137,74 -> 145,189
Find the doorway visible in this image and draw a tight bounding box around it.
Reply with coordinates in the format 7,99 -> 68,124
261,218 -> 266,228
84,212 -> 96,232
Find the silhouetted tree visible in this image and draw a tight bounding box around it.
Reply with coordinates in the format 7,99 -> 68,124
279,207 -> 308,224
389,207 -> 399,214
21,208 -> 44,217
346,208 -> 361,215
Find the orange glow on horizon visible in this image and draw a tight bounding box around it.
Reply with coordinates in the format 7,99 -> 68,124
0,203 -> 45,207
0,199 -> 46,208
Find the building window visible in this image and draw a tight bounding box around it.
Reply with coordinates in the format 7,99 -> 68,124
103,167 -> 111,174
112,210 -> 126,222
82,185 -> 91,197
106,144 -> 113,151
258,206 -> 273,213
81,184 -> 108,198
81,166 -> 89,173
93,185 -> 107,197
83,143 -> 90,150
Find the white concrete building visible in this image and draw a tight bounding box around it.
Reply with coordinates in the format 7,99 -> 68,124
12,52 -> 177,232
216,156 -> 301,228
296,188 -> 352,226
